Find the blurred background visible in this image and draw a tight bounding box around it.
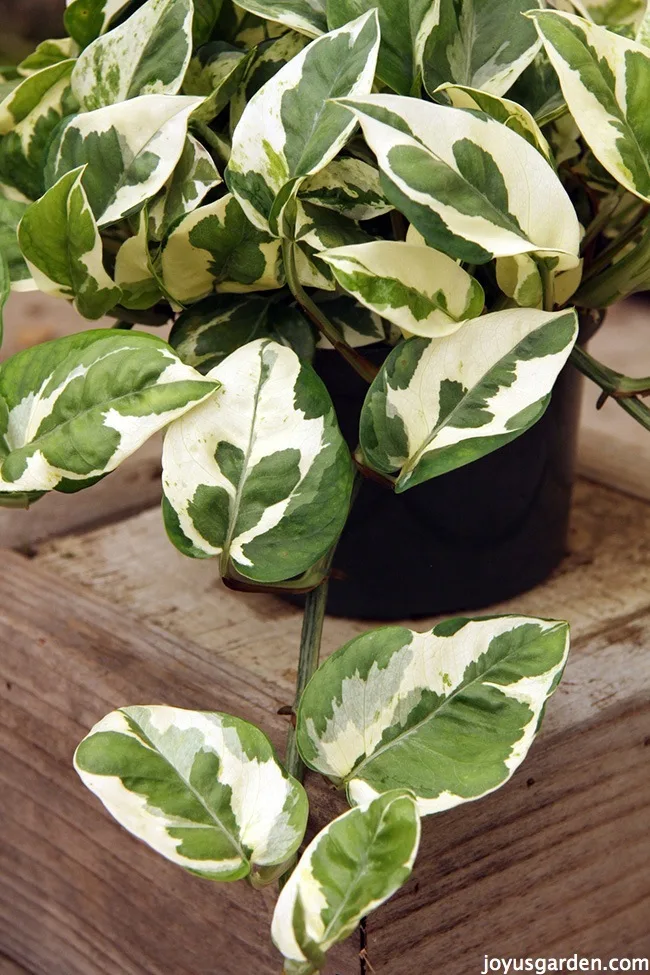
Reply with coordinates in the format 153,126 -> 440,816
0,0 -> 66,62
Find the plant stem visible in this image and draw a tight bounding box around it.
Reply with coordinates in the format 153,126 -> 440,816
582,205 -> 650,282
538,260 -> 555,312
284,576 -> 330,783
571,345 -> 650,432
282,240 -> 378,384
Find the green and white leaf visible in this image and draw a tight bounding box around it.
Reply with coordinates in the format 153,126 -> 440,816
162,338 -> 353,582
226,11 -> 380,235
75,706 -> 308,881
320,241 -> 484,338
64,0 -> 133,48
114,210 -> 163,311
272,791 -> 420,975
0,198 -> 32,287
421,0 -> 543,98
149,135 -> 221,241
193,0 -> 227,45
294,200 -> 371,251
184,42 -> 254,125
495,254 -> 543,308
71,0 -> 193,110
529,10 -> 650,202
18,38 -> 79,76
506,48 -> 566,126
46,94 -> 203,227
435,83 -> 552,162
338,95 -> 581,269
637,4 -> 650,46
170,294 -> 316,371
584,0 -> 645,28
0,60 -> 77,201
234,0 -> 327,36
327,0 -> 436,95
316,293 -> 389,349
359,307 -> 579,490
296,616 -> 570,814
161,194 -> 283,304
229,31 -> 309,133
0,330 -> 217,496
18,167 -> 122,319
299,157 -> 393,220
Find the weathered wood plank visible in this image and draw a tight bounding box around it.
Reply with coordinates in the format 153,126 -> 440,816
0,955 -> 33,975
32,478 -> 650,690
0,546 -> 648,973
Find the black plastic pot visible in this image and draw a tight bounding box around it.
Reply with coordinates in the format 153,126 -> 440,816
314,345 -> 584,621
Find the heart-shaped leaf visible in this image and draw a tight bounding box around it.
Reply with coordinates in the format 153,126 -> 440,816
161,194 -> 284,304
272,791 -> 420,975
0,330 -> 217,499
46,94 -> 203,227
327,0 -> 436,95
320,240 -> 484,338
297,616 -> 570,813
529,9 -> 650,203
19,166 -> 122,319
359,307 -> 578,490
162,338 -> 353,582
0,60 -> 76,200
226,11 -> 380,235
421,0 -> 543,97
337,94 -> 580,268
71,0 -> 194,110
75,706 -> 308,881
299,157 -> 393,221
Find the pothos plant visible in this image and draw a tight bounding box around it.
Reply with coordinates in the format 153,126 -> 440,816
1,0 -> 650,970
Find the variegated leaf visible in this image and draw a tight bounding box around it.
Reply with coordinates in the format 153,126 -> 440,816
194,0 -> 227,45
234,0 -> 327,36
299,157 -> 393,220
291,201 -> 372,291
637,5 -> 650,46
584,0 -> 645,28
529,10 -> 650,202
272,791 -> 420,975
161,194 -> 284,304
148,135 -> 221,241
327,0 -> 436,95
316,293 -> 390,349
65,0 -> 133,48
114,210 -> 163,311
162,338 -> 353,582
170,294 -> 316,371
320,241 -> 484,338
0,198 -> 31,287
71,0 -> 193,111
421,0 -> 543,98
338,95 -> 581,269
495,254 -> 543,308
297,616 -> 570,814
435,84 -> 552,162
184,42 -> 254,125
46,94 -> 203,227
18,38 -> 79,76
0,330 -> 217,498
226,11 -> 380,236
0,60 -> 77,200
75,706 -> 308,881
359,307 -> 579,490
507,49 -> 566,125
229,31 -> 309,133
18,167 -> 122,319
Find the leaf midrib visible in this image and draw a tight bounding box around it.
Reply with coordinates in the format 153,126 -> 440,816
128,714 -> 247,862
345,623 -> 563,784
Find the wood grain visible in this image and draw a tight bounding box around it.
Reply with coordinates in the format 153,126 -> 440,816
1,478 -> 649,972
32,478 -> 650,689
